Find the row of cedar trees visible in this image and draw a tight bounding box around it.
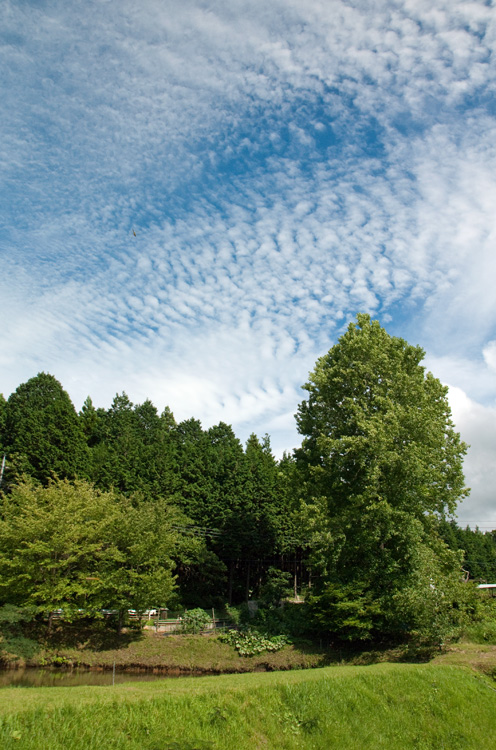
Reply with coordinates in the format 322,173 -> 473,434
1,372 -> 496,610
0,373 -> 305,607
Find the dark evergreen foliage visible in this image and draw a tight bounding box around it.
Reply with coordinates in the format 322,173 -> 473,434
3,373 -> 86,484
438,519 -> 496,581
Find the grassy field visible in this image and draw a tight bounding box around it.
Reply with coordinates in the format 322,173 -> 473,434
2,630 -> 496,749
0,661 -> 495,749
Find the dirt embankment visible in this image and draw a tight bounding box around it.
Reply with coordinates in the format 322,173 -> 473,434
3,630 -> 330,675
4,628 -> 496,677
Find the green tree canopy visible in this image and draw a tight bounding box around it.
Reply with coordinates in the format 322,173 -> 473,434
295,314 -> 470,642
0,478 -> 188,627
296,315 -> 468,518
80,394 -> 181,500
438,519 -> 496,581
4,373 -> 86,483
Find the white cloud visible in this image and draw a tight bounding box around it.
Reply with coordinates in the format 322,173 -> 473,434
2,0 -> 496,524
447,387 -> 496,530
483,341 -> 496,372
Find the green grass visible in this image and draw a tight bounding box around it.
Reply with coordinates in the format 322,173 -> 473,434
463,620 -> 496,645
0,663 -> 495,749
9,627 -> 331,673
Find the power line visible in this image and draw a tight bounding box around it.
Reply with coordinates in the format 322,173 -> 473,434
171,524 -> 223,538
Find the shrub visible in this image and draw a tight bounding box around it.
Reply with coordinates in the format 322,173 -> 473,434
218,629 -> 291,656
251,602 -> 311,638
180,608 -> 212,634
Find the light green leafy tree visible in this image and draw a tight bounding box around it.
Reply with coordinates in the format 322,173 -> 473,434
0,478 -> 185,631
295,314 -> 470,643
97,497 -> 182,631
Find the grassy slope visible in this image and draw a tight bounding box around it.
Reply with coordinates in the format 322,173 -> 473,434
16,626 -> 496,677
14,629 -> 331,673
0,663 -> 495,749
2,633 -> 496,749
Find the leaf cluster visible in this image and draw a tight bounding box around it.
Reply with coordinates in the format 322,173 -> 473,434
218,628 -> 291,656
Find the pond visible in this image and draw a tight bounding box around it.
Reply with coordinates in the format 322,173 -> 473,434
0,668 -> 190,688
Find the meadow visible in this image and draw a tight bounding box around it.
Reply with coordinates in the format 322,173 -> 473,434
0,660 -> 495,749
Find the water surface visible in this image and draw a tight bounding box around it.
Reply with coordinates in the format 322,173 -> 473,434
0,668 -> 185,688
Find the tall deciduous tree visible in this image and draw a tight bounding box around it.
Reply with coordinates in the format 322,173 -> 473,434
295,314 -> 470,642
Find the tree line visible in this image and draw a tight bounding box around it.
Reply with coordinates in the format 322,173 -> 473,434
1,314 -> 494,644
0,372 -> 299,615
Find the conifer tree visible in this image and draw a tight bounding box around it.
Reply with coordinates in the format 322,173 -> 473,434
4,373 -> 86,483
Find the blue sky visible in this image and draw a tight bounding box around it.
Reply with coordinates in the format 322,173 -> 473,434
1,0 -> 496,528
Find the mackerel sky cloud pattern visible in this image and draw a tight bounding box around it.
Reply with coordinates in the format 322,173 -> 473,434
1,0 -> 496,526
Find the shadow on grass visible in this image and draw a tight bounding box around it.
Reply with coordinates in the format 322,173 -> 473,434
29,619 -> 145,653
302,639 -> 440,668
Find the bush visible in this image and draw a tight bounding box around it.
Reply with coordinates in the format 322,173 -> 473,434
251,602 -> 311,638
259,568 -> 293,606
218,628 -> 291,656
224,603 -> 248,627
463,597 -> 496,644
0,605 -> 39,662
180,608 -> 212,634
464,620 -> 496,644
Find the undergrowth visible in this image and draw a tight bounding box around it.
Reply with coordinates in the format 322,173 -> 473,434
217,629 -> 291,656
